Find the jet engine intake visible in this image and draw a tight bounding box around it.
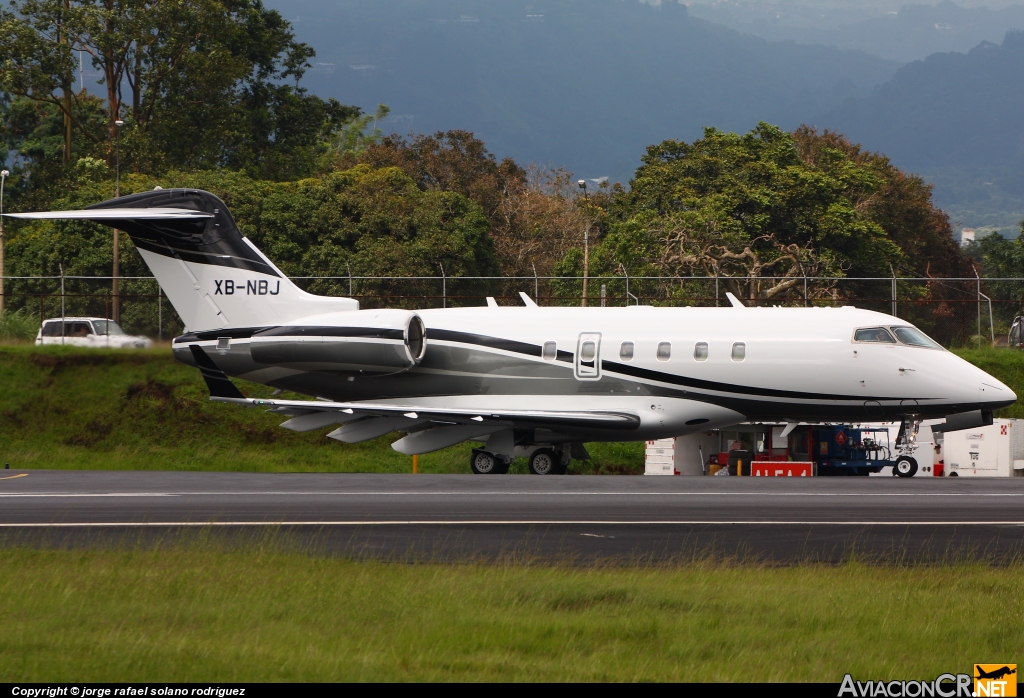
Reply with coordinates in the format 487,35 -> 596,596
249,309 -> 426,372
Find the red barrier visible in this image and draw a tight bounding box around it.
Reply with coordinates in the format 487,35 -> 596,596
751,462 -> 814,477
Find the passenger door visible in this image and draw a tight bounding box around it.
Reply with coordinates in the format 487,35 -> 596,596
575,333 -> 602,380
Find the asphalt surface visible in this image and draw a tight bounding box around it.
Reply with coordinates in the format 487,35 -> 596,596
2,470 -> 1024,563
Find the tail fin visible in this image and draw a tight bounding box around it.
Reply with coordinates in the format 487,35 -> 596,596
7,189 -> 358,331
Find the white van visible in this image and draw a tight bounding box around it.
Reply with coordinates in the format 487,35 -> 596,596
35,317 -> 153,349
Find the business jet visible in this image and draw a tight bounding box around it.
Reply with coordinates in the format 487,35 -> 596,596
9,188 -> 1015,475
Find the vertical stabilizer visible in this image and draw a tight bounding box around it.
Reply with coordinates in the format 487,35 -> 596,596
8,189 -> 358,331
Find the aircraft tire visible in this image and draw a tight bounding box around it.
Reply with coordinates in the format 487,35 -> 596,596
894,456 -> 918,478
471,450 -> 508,475
529,448 -> 560,475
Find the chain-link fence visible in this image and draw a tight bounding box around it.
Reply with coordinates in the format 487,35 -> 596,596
1,274 -> 1021,349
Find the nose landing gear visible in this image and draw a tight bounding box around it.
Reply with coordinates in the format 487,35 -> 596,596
892,416 -> 921,478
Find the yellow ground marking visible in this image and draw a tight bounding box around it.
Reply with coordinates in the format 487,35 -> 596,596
0,473 -> 28,481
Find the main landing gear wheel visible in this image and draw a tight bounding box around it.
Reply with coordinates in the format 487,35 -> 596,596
893,456 -> 918,478
471,450 -> 509,475
529,448 -> 565,475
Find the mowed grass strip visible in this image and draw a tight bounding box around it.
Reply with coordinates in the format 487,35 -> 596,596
0,345 -> 642,474
1,545 -> 1021,682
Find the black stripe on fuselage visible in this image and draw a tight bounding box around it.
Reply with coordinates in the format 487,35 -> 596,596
254,326 -> 406,340
175,325 -> 932,404
175,327 -> 269,344
425,328 -> 922,403
427,328 -> 574,362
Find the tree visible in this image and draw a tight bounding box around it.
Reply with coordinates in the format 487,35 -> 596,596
587,122 -> 971,305
1,0 -> 359,182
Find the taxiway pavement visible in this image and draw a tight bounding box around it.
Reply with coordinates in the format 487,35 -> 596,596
2,470 -> 1023,562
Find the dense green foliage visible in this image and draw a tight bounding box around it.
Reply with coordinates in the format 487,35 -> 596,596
0,345 -> 643,473
0,0 -> 362,192
2,546 -> 1022,680
2,164 -> 499,328
571,124 -> 970,304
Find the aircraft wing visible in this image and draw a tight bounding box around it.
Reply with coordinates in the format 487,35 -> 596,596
212,394 -> 641,430
188,344 -> 639,453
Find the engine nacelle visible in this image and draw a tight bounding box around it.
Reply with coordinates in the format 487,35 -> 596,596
249,309 -> 426,372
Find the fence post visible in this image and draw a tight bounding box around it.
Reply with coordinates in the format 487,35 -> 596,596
439,263 -> 446,309
975,268 -> 982,349
715,276 -> 719,307
60,264 -> 65,345
890,265 -> 897,317
346,263 -> 353,298
804,276 -> 808,307
979,291 -> 995,347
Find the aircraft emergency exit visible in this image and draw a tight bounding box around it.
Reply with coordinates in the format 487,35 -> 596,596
8,188 -> 1015,475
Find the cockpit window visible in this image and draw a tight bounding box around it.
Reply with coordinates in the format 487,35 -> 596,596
891,326 -> 942,349
854,327 -> 896,343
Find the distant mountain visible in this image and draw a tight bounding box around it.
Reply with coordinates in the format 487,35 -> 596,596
270,0 -> 898,183
687,1 -> 1024,62
816,32 -> 1024,233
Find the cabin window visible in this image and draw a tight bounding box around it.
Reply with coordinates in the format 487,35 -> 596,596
619,341 -> 634,361
41,321 -> 63,337
657,342 -> 671,361
694,342 -> 708,361
891,326 -> 942,350
542,341 -> 557,361
854,327 -> 896,344
731,342 -> 745,361
580,341 -> 597,362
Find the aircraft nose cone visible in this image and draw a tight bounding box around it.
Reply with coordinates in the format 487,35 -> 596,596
979,377 -> 1016,409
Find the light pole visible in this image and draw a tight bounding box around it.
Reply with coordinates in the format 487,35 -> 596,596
577,180 -> 590,307
0,169 -> 8,315
112,119 -> 123,323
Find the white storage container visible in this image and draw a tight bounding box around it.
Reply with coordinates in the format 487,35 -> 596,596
645,432 -> 721,475
645,438 -> 677,475
943,418 -> 1024,477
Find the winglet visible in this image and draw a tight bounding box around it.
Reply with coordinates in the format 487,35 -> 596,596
189,345 -> 246,399
486,296 -> 499,308
725,292 -> 745,308
519,291 -> 538,307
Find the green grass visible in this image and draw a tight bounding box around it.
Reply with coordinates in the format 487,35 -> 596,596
2,344 -> 1021,474
0,345 -> 642,473
953,348 -> 1024,419
0,544 -> 1020,681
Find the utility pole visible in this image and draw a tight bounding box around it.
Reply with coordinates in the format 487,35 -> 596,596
577,180 -> 590,307
0,170 -> 8,315
112,119 -> 123,323
61,0 -> 72,165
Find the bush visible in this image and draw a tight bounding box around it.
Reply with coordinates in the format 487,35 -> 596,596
0,309 -> 40,341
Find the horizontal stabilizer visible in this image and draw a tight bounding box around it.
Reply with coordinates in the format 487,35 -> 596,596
189,345 -> 246,399
5,208 -> 213,220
